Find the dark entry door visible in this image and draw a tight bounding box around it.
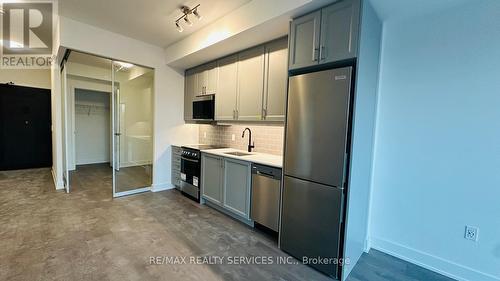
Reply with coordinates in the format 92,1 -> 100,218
0,84 -> 52,170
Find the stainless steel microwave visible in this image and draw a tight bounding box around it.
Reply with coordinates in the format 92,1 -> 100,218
192,95 -> 215,121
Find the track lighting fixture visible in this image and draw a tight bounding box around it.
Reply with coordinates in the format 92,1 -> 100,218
174,4 -> 201,33
193,8 -> 202,20
184,16 -> 192,26
175,22 -> 183,32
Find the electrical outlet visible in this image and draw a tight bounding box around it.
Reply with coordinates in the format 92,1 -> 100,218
203,132 -> 207,138
231,134 -> 235,141
464,226 -> 479,241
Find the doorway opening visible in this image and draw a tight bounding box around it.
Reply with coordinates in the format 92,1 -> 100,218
61,50 -> 154,197
0,84 -> 52,171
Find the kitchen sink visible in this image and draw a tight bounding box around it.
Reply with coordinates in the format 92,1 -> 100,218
224,151 -> 252,157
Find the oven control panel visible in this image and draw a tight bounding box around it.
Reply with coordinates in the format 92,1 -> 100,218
181,149 -> 200,160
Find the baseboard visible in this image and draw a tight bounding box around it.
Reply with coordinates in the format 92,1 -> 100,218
204,200 -> 254,227
120,160 -> 152,168
370,237 -> 499,281
151,182 -> 174,192
76,160 -> 110,166
364,237 -> 371,253
51,168 -> 64,190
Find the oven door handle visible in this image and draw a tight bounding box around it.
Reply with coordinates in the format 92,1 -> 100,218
181,157 -> 199,163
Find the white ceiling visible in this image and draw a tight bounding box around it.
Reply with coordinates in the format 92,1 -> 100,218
58,0 -> 251,48
59,0 -> 473,57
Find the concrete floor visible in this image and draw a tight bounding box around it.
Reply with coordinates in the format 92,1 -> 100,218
71,163 -> 152,194
0,167 -> 455,281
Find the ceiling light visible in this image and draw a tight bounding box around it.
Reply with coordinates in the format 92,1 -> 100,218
175,21 -> 183,32
184,16 -> 192,26
193,8 -> 202,20
174,4 -> 200,31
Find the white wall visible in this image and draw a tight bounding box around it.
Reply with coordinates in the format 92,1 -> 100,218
0,69 -> 51,89
65,71 -> 112,170
342,0 -> 382,279
118,71 -> 153,167
52,16 -> 198,191
369,1 -> 500,281
51,64 -> 64,189
74,89 -> 110,165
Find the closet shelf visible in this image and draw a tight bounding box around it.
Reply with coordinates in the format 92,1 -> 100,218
75,104 -> 110,115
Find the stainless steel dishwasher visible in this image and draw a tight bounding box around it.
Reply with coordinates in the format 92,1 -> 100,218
251,164 -> 282,232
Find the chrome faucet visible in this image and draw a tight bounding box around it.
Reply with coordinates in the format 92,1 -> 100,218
242,128 -> 255,152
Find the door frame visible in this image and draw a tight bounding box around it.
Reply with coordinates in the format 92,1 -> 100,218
59,49 -> 156,197
111,61 -> 155,198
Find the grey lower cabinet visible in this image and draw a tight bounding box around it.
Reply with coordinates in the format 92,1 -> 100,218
201,154 -> 224,205
171,146 -> 182,188
223,158 -> 251,218
201,153 -> 252,222
288,0 -> 360,70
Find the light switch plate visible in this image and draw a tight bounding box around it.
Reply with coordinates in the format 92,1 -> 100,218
231,134 -> 235,141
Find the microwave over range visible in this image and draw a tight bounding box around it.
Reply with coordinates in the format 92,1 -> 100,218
192,94 -> 215,121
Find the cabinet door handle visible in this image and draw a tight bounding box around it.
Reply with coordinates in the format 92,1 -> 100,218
320,45 -> 326,60
313,47 -> 319,61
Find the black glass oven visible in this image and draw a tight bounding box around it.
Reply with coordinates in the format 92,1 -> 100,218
192,95 -> 214,120
180,147 -> 201,201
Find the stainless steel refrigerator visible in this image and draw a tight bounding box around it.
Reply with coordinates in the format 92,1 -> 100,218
280,66 -> 353,279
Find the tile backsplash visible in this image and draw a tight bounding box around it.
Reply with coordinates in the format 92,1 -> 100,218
199,124 -> 285,156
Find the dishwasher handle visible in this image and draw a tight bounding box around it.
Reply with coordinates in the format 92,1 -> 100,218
252,164 -> 282,180
256,170 -> 275,178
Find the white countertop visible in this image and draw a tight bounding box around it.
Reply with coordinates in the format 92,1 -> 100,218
172,143 -> 201,148
201,148 -> 283,168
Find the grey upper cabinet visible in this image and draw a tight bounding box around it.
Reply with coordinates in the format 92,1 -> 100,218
184,63 -> 217,121
201,154 -> 223,205
184,69 -> 197,121
288,0 -> 360,70
195,62 -> 218,96
237,46 -> 265,121
184,39 -> 287,123
206,62 -> 218,95
223,158 -> 251,218
319,0 -> 360,63
216,55 -> 238,121
196,66 -> 207,95
288,10 -> 321,70
264,38 -> 288,121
